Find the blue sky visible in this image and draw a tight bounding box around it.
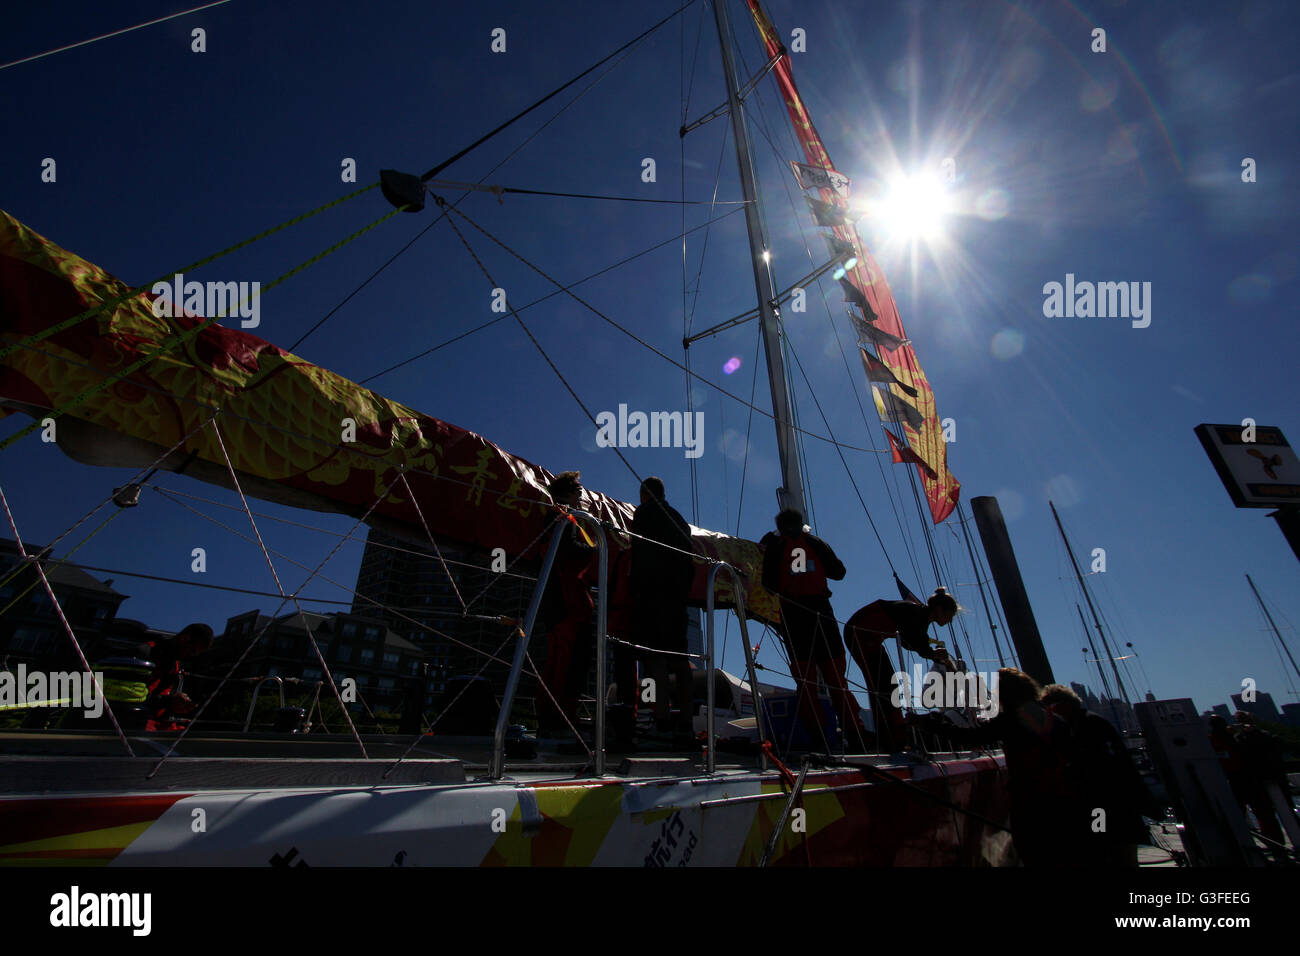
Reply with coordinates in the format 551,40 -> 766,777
2,0 -> 1298,718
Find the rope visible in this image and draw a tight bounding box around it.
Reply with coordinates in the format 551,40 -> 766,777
0,485 -> 134,756
429,198 -> 889,455
417,1 -> 699,183
526,649 -> 592,757
306,27 -> 680,362
397,471 -> 467,613
432,194 -> 646,491
0,415 -> 200,590
149,487 -> 537,678
356,204 -> 747,385
761,740 -> 797,788
0,510 -> 123,620
606,634 -> 703,660
382,624 -> 523,778
210,417 -> 368,755
142,437 -> 416,776
0,1 -> 231,71
759,754 -> 811,867
0,203 -> 402,453
424,180 -> 751,206
0,183 -> 377,366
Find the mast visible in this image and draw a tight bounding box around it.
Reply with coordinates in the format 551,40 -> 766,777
711,0 -> 807,515
1049,500 -> 1130,708
1077,602 -> 1113,703
1246,573 -> 1300,688
970,496 -> 1054,685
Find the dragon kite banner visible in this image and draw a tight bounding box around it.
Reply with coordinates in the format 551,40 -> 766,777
0,209 -> 780,624
746,0 -> 961,524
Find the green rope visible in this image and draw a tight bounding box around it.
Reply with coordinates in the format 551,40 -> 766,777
0,204 -> 405,453
0,509 -> 124,619
0,182 -> 378,365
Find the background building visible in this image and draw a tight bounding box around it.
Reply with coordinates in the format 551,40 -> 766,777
208,609 -> 429,721
0,539 -> 126,670
1230,691 -> 1282,724
351,528 -> 534,715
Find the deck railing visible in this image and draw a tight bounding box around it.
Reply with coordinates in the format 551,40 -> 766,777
489,511 -> 764,779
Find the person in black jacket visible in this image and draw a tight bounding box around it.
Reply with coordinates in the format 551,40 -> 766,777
943,668 -> 1078,867
1041,683 -> 1158,866
844,589 -> 957,751
1231,711 -> 1299,861
761,508 -> 871,752
618,477 -> 697,748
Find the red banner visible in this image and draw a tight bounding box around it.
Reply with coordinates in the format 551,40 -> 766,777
746,1 -> 960,523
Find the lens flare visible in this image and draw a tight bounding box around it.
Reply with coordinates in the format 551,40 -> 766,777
723,356 -> 742,375
876,172 -> 951,241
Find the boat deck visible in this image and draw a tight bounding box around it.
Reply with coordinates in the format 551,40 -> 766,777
0,728 -> 937,794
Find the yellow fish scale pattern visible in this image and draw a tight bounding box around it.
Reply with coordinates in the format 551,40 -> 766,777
1,210 -> 785,625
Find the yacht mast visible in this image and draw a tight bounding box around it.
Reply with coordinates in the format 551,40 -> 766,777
1050,500 -> 1131,707
1246,573 -> 1300,688
711,0 -> 806,516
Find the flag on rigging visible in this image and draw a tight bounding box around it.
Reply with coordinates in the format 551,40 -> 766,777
747,0 -> 959,524
884,426 -> 937,480
839,276 -> 875,318
790,161 -> 850,198
806,195 -> 848,227
873,387 -> 925,432
847,310 -> 909,352
861,348 -> 918,398
894,572 -> 925,605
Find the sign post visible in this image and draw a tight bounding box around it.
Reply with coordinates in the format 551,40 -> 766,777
1194,423 -> 1300,562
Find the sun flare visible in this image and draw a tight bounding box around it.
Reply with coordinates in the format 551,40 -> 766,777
875,172 -> 951,242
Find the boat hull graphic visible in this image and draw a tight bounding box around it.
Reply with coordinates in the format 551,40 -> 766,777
0,758 -> 1010,867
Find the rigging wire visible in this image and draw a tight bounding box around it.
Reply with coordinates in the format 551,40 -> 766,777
0,1 -> 231,71
143,484 -> 539,585
735,18 -> 952,674
0,182 -> 379,370
207,417 -> 369,759
416,0 -> 700,184
359,204 -> 746,385
420,192 -> 891,456
423,181 -> 751,206
292,24 -> 667,356
0,410 -> 215,597
745,67 -> 929,593
780,336 -> 897,575
432,195 -> 643,491
0,484 -> 135,756
0,205 -> 404,454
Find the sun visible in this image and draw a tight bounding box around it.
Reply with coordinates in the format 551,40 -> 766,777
874,172 -> 951,242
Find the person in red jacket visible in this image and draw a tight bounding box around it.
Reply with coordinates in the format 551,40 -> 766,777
536,471 -> 598,738
761,508 -> 871,753
843,589 -> 957,751
145,622 -> 213,731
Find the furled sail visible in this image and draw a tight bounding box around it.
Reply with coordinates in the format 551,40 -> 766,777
746,0 -> 961,524
0,210 -> 779,623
